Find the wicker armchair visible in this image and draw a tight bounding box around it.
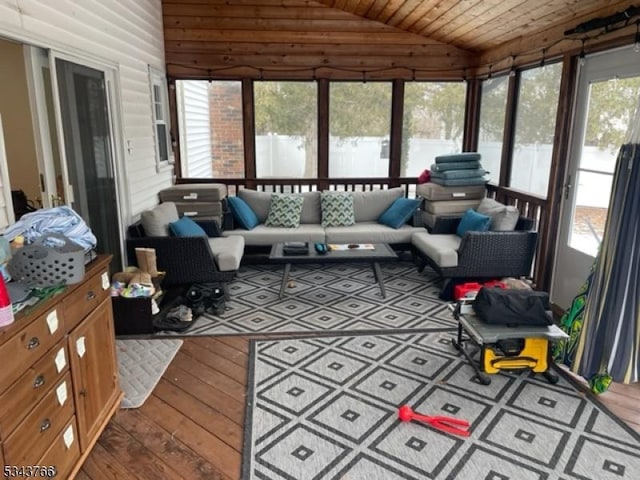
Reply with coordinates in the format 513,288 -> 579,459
412,216 -> 537,294
126,220 -> 237,289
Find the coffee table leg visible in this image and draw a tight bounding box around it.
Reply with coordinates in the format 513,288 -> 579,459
372,262 -> 386,298
279,263 -> 292,299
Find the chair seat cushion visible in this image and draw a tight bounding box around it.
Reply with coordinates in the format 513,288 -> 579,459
412,232 -> 461,268
208,235 -> 245,271
325,223 -> 423,244
416,183 -> 486,201
422,199 -> 481,215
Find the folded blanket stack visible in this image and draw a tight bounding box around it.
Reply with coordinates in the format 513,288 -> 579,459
415,153 -> 487,231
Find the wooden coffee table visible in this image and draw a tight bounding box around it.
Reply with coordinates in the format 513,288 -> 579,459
269,243 -> 398,299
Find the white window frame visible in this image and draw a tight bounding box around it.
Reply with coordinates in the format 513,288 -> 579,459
149,66 -> 174,172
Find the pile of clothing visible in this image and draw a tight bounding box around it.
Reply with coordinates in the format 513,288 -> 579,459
3,206 -> 96,252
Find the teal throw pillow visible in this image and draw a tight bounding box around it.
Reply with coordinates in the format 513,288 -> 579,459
227,196 -> 259,230
456,209 -> 491,237
378,198 -> 421,229
169,216 -> 207,237
265,194 -> 304,228
321,193 -> 355,227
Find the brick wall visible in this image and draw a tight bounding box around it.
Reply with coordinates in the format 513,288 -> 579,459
209,82 -> 244,177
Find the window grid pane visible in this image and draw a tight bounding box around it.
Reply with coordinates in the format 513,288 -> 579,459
510,63 -> 563,197
477,76 -> 509,184
254,81 -> 317,179
401,82 -> 465,177
329,82 -> 392,178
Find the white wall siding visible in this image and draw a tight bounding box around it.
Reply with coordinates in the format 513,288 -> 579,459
0,0 -> 171,221
178,81 -> 213,178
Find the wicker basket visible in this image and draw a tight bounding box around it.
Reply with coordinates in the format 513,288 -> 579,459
8,233 -> 86,287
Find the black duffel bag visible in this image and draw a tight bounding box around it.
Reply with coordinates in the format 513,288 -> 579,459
472,288 -> 552,327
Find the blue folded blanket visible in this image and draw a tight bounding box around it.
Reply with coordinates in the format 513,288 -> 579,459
435,152 -> 481,164
430,168 -> 487,180
430,177 -> 488,186
430,161 -> 481,172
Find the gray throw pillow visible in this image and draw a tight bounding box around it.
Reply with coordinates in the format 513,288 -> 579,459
477,197 -> 519,231
141,202 -> 180,236
321,192 -> 355,227
265,194 -> 304,228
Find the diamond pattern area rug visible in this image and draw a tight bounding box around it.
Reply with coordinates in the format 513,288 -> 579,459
116,339 -> 182,408
243,332 -> 640,479
157,262 -> 455,336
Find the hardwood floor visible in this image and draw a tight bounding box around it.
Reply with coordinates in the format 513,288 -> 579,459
79,335 -> 640,480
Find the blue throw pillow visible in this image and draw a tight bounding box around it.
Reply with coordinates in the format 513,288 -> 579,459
227,196 -> 259,230
378,198 -> 421,229
456,209 -> 491,237
169,216 -> 207,237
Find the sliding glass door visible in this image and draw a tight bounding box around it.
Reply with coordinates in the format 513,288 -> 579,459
51,56 -> 122,269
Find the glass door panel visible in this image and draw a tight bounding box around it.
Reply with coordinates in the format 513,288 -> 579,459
551,46 -> 640,308
54,58 -> 121,269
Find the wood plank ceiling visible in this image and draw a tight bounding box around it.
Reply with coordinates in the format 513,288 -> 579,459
163,0 -> 639,80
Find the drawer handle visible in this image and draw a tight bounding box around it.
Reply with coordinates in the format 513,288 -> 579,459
27,337 -> 41,350
86,290 -> 96,300
40,418 -> 51,432
33,375 -> 46,389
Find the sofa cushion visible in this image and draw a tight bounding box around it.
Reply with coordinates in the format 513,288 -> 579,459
141,202 -> 180,236
477,197 -> 520,231
207,235 -> 244,271
422,199 -> 481,215
237,189 -> 272,223
434,152 -> 481,164
456,209 -> 491,237
325,223 -> 424,244
412,232 -> 461,268
265,194 -> 304,228
169,216 -> 207,237
416,183 -> 486,201
321,192 -> 355,227
299,191 -> 321,224
227,196 -> 260,230
350,187 -> 404,222
223,224 -> 325,246
378,198 -> 421,229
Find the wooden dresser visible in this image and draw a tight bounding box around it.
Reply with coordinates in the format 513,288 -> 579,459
0,255 -> 122,479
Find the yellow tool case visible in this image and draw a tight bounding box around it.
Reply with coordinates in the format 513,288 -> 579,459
481,337 -> 549,374
450,303 -> 569,385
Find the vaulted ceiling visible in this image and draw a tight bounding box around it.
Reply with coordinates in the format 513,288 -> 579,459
163,0 -> 639,80
316,0 -> 634,52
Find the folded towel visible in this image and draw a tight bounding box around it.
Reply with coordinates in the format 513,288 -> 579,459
430,168 -> 488,180
430,177 -> 488,187
430,160 -> 481,172
435,152 -> 481,164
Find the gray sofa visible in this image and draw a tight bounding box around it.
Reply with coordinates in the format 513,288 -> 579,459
222,187 -> 424,248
